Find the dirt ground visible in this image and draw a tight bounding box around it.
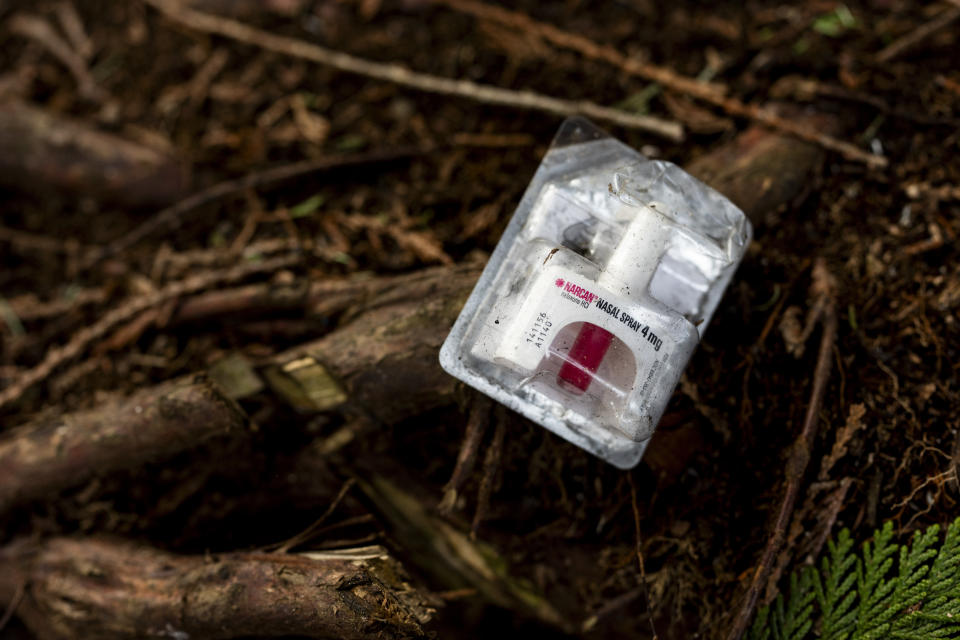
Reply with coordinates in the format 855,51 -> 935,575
1,1 -> 959,638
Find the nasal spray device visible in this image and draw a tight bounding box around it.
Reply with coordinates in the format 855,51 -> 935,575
440,118 -> 751,468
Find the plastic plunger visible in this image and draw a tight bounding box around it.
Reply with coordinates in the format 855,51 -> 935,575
557,322 -> 615,392
556,205 -> 671,394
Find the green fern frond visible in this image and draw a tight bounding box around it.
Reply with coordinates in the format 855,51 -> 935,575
747,518 -> 960,640
893,518 -> 960,639
886,523 -> 940,637
817,528 -> 858,640
856,521 -> 898,639
771,567 -> 816,640
748,606 -> 772,640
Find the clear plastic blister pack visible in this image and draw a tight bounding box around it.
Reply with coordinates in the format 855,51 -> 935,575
440,118 -> 752,468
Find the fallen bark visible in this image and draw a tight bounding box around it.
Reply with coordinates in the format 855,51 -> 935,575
0,537 -> 432,640
0,100 -> 188,207
354,467 -> 567,630
0,375 -> 247,516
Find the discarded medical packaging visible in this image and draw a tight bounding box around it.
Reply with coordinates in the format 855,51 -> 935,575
439,118 -> 751,468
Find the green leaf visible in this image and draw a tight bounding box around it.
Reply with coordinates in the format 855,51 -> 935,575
749,518 -> 960,640
812,5 -> 857,37
289,194 -> 326,218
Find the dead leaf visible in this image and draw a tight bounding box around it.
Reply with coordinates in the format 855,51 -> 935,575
779,305 -> 805,356
819,403 -> 867,480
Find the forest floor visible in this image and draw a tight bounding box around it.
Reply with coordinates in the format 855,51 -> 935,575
1,1 -> 959,638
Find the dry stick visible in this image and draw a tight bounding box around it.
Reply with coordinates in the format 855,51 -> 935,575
93,148 -> 418,265
629,472 -> 660,640
0,581 -> 23,634
0,225 -> 94,256
273,478 -> 357,553
470,412 -> 504,537
54,2 -> 94,60
905,181 -> 960,201
8,13 -> 104,102
439,395 -> 492,513
436,0 -> 887,169
143,0 -> 683,141
725,261 -> 839,640
0,254 -> 299,413
6,287 -> 109,323
876,3 -> 960,63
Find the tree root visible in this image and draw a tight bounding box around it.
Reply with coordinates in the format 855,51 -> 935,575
0,375 -> 247,516
0,537 -> 433,640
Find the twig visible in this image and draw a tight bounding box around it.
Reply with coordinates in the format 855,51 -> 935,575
805,477 -> 853,567
435,0 -> 887,168
581,586 -> 644,633
471,411 -> 505,537
439,395 -> 491,513
876,4 -> 960,63
6,287 -> 109,323
91,148 -> 419,265
905,181 -> 960,201
725,259 -> 839,640
8,12 -> 104,102
152,237 -> 348,281
0,225 -> 92,257
0,254 -> 300,413
272,478 -> 357,553
629,472 -> 660,640
938,74 -> 960,98
773,77 -> 960,126
144,0 -> 684,141
54,2 -> 94,60
0,580 -> 24,633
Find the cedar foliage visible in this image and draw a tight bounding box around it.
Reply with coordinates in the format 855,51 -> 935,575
748,518 -> 960,640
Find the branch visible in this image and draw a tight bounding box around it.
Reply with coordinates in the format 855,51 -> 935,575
724,259 -> 839,640
0,537 -> 432,640
435,0 -> 887,168
143,0 -> 684,141
875,3 -> 960,63
8,14 -> 104,102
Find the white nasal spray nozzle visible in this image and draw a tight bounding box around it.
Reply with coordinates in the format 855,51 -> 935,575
597,202 -> 673,298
